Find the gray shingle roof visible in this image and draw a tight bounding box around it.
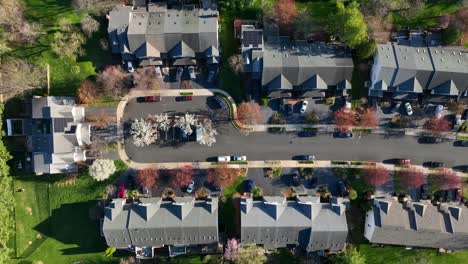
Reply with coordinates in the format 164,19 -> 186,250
261,41 -> 353,92
108,3 -> 219,61
103,197 -> 219,249
365,198 -> 468,250
240,196 -> 348,251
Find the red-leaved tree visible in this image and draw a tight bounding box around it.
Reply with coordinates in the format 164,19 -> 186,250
275,0 -> 298,35
423,117 -> 451,133
76,80 -> 97,104
207,164 -> 242,188
170,165 -> 193,189
237,102 -> 263,125
429,168 -> 461,191
135,168 -> 159,189
363,165 -> 390,187
334,107 -> 357,132
358,108 -> 378,128
398,167 -> 425,189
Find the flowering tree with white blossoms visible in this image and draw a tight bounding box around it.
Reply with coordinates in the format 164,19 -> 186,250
174,113 -> 197,135
89,159 -> 116,181
197,119 -> 218,147
151,113 -> 171,132
130,118 -> 157,147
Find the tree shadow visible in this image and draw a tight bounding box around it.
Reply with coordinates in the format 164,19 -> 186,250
34,201 -> 107,255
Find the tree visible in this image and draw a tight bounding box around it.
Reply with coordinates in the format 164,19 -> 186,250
149,113 -> 171,132
355,38 -> 377,61
0,0 -> 41,44
294,8 -> 316,39
429,168 -> 461,191
332,245 -> 366,264
97,65 -> 129,98
130,118 -> 158,147
0,29 -> 11,55
170,165 -> 193,189
442,27 -> 463,45
358,108 -> 378,128
86,110 -> 116,129
334,107 -> 357,132
228,54 -> 243,75
363,165 -> 390,187
224,238 -> 239,261
235,244 -> 267,264
81,14 -> 100,37
134,67 -> 160,91
0,59 -> 45,97
398,167 -> 425,189
423,117 -> 451,133
174,113 -> 197,135
72,0 -> 128,15
119,256 -> 136,264
438,14 -> 450,29
260,0 -> 275,22
208,164 -> 242,188
197,119 -> 218,147
348,189 -> 358,200
89,159 -> 116,181
135,169 -> 158,189
270,112 -> 286,125
237,102 -> 262,125
329,1 -> 368,47
275,0 -> 298,35
51,19 -> 86,59
447,101 -> 465,115
76,80 -> 97,104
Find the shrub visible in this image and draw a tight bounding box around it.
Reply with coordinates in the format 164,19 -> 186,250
89,159 -> 116,181
261,98 -> 269,106
348,189 -> 358,200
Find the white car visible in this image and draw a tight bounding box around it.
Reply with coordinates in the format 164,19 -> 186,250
344,101 -> 351,113
217,156 -> 231,162
188,66 -> 196,80
300,101 -> 308,114
186,180 -> 195,193
126,61 -> 134,73
155,66 -> 162,79
404,102 -> 413,116
233,156 -> 247,161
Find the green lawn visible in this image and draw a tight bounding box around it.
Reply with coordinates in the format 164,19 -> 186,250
391,0 -> 460,29
359,244 -> 468,264
11,161 -> 128,263
6,0 -> 113,96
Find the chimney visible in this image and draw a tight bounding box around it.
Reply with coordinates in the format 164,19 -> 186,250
263,196 -> 286,220
332,204 -> 345,216
172,197 -> 195,220
448,206 -> 462,221
205,197 -> 218,214
240,197 -> 253,214
134,198 -> 161,221
105,199 -> 126,221
296,196 -> 320,219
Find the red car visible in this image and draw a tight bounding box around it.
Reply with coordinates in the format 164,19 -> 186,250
176,96 -> 193,102
137,96 -> 160,103
118,183 -> 126,198
396,159 -> 411,165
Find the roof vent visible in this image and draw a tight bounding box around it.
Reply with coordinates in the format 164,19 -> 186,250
404,56 -> 407,60
440,58 -> 444,62
423,49 -> 426,53
417,49 -> 420,53
421,57 -> 424,61
435,50 -> 438,54
458,59 -> 461,64
168,14 -> 170,17
453,51 -> 456,55
174,22 -> 176,24
138,22 -> 141,25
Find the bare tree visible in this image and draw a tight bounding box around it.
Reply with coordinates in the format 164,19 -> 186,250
228,54 -> 243,75
72,0 -> 130,15
0,0 -> 41,44
0,59 -> 45,97
197,119 -> 218,147
81,14 -> 100,37
174,113 -> 197,135
130,118 -> 158,147
97,65 -> 129,98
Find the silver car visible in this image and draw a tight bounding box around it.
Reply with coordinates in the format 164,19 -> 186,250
404,102 -> 413,116
186,180 -> 195,193
188,66 -> 196,80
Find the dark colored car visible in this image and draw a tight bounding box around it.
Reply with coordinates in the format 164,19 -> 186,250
420,136 -> 442,144
244,179 -> 254,193
298,131 -> 316,137
175,96 -> 193,102
137,96 -> 161,103
395,159 -> 411,165
424,161 -> 444,168
296,155 -> 315,161
334,132 -> 353,138
453,165 -> 468,173
337,181 -> 347,197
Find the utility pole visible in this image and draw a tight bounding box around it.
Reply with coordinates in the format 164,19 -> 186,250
46,64 -> 50,95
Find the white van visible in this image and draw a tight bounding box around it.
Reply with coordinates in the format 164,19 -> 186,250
217,156 -> 231,162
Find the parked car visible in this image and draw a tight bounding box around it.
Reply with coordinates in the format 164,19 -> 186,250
233,156 -> 247,161
176,67 -> 183,81
463,109 -> 468,120
435,105 -> 443,118
297,155 -> 315,161
244,179 -> 254,193
207,70 -> 216,83
453,165 -> 468,173
459,140 -> 468,147
298,131 -> 316,137
337,181 -> 348,197
424,161 -> 444,168
186,180 -> 195,193
217,156 -> 231,162
420,136 -> 442,144
155,66 -> 162,79
390,102 -> 401,114
126,61 -> 134,73
175,96 -> 193,101
188,66 -> 196,80
137,95 -> 161,103
334,132 -> 353,138
395,158 -> 411,165
404,102 -> 413,116
118,183 -> 126,198
344,101 -> 351,113
300,101 -> 308,113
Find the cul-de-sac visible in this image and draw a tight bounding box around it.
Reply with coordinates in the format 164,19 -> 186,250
1,0 -> 468,263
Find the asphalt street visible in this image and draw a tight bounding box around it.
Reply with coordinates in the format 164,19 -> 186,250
123,96 -> 468,167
